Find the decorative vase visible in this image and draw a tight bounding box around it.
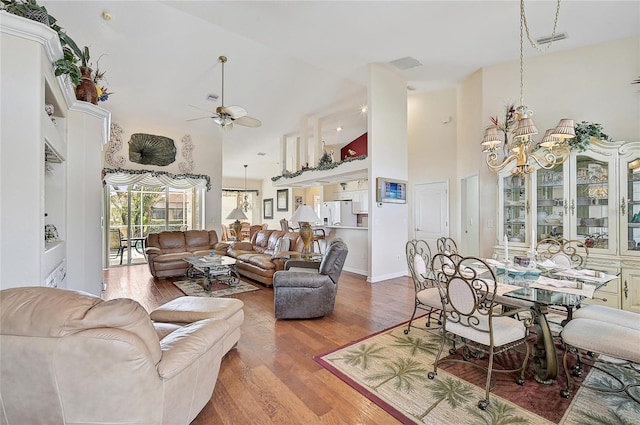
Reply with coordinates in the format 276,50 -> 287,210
75,66 -> 98,105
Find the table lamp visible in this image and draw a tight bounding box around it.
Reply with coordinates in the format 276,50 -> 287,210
226,208 -> 248,241
290,205 -> 321,258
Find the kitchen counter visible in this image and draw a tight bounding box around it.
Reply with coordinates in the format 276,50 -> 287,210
322,225 -> 368,230
322,226 -> 368,276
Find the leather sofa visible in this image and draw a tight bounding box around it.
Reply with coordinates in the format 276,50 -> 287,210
226,229 -> 304,286
0,286 -> 237,425
145,229 -> 229,278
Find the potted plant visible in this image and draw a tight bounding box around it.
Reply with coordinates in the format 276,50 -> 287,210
1,0 -> 83,85
567,121 -> 611,152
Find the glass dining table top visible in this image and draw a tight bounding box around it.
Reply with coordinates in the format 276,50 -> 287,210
491,267 -> 615,308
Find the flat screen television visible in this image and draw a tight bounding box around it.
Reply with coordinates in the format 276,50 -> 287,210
376,177 -> 407,204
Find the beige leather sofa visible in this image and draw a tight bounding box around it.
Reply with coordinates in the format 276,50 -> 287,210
226,229 -> 304,286
0,287 -> 243,425
145,229 -> 229,278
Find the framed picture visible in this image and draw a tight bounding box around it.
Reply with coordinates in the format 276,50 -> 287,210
263,198 -> 274,219
277,189 -> 289,211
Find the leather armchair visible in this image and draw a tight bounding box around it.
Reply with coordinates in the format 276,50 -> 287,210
273,239 -> 348,319
0,287 -> 229,425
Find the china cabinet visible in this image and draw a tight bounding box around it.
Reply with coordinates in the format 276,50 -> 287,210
496,139 -> 640,311
0,12 -> 109,294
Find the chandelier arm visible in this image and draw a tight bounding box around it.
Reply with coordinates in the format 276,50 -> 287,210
528,145 -> 570,170
486,152 -> 518,174
521,0 -> 562,52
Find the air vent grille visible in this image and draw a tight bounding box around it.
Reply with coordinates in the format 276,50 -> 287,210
389,56 -> 422,70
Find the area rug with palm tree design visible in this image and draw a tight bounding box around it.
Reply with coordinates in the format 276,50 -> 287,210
315,320 -> 639,424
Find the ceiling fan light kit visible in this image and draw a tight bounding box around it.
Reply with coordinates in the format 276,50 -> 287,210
187,55 -> 261,131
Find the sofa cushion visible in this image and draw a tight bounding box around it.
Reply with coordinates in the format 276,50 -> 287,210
158,231 -> 188,253
152,252 -> 192,263
252,230 -> 275,253
185,230 -> 211,252
236,253 -> 276,270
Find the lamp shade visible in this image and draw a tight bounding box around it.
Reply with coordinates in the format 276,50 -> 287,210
290,205 -> 320,223
514,118 -> 539,139
551,119 -> 575,140
481,126 -> 502,148
226,208 -> 248,221
540,129 -> 560,149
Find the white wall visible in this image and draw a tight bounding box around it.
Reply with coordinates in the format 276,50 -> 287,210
368,63 -> 409,282
407,88 -> 458,242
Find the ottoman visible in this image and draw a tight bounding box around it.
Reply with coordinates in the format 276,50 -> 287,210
151,297 -> 244,355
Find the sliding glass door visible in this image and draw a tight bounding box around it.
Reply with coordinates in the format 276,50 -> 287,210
107,184 -> 204,266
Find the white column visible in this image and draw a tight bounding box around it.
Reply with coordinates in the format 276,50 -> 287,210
280,135 -> 287,174
299,116 -> 309,169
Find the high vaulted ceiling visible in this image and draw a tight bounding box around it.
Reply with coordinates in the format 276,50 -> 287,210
40,1 -> 639,180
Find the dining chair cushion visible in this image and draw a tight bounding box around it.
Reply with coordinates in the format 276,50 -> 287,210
561,318 -> 640,363
416,287 -> 443,307
446,315 -> 526,347
413,255 -> 428,281
573,305 -> 640,330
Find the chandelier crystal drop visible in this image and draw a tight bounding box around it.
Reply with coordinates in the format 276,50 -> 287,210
482,0 -> 575,177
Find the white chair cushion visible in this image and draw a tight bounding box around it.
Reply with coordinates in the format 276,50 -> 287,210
416,287 -> 443,309
562,318 -> 640,363
446,315 -> 526,347
413,254 -> 427,280
573,305 -> 640,331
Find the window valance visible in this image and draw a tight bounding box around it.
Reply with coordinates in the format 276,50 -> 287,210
102,168 -> 211,191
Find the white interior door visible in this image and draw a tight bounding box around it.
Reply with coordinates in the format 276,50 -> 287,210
461,174 -> 480,256
413,181 -> 448,250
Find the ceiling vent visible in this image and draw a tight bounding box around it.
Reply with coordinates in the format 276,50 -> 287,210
389,56 -> 422,70
535,32 -> 568,45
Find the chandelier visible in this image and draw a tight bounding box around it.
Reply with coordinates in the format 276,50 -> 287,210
482,0 -> 575,177
240,164 -> 252,212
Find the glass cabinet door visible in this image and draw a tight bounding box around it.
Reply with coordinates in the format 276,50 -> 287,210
570,152 -> 616,253
501,173 -> 528,245
622,155 -> 640,255
535,164 -> 566,244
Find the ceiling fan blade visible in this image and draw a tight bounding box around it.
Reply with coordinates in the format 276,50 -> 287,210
188,104 -> 214,113
187,116 -> 215,122
233,116 -> 262,128
221,105 -> 247,119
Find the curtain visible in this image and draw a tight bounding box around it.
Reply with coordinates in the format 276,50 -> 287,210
102,168 -> 210,190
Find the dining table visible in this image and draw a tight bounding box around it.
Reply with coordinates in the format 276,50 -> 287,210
485,260 -> 619,384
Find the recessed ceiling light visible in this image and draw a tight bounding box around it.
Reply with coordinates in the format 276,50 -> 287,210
336,126 -> 342,132
360,105 -> 368,114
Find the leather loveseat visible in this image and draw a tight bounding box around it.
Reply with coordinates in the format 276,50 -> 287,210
0,286 -> 235,425
226,229 -> 304,286
145,229 -> 229,278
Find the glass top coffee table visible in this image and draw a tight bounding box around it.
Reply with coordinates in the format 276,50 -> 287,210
184,256 -> 240,291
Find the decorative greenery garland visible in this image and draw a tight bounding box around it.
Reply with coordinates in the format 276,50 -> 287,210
102,168 -> 211,191
271,155 -> 367,182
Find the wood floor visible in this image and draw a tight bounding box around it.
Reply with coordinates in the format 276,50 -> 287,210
103,265 -> 415,424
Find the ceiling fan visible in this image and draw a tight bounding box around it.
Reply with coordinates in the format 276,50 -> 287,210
188,56 -> 261,132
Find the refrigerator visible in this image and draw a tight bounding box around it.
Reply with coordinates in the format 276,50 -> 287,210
319,201 -> 357,226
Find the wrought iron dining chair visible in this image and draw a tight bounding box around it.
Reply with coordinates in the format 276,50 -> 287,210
536,237 -> 590,323
109,228 -> 125,265
404,240 -> 447,334
436,237 -> 458,254
428,253 -> 531,410
536,237 -> 589,269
